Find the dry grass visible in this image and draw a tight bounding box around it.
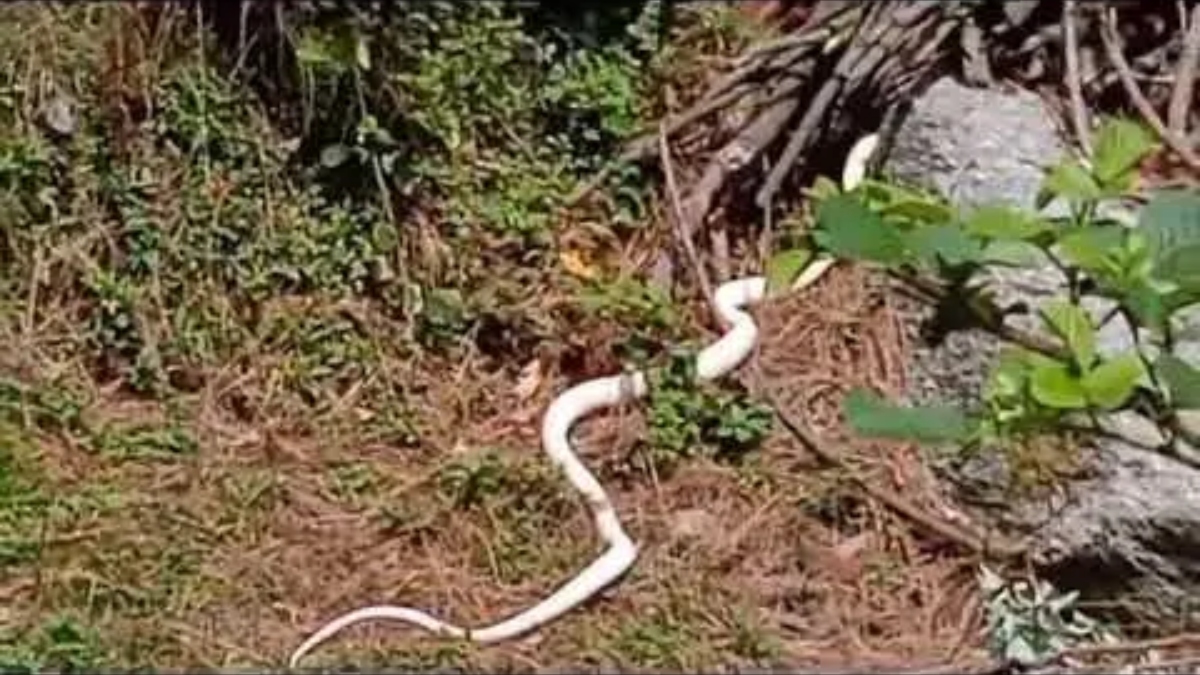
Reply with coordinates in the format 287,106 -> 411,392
1,265 -> 988,671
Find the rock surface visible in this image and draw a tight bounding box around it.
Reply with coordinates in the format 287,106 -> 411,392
881,76 -> 1200,630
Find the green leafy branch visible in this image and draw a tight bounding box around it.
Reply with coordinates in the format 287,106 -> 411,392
771,117 -> 1200,463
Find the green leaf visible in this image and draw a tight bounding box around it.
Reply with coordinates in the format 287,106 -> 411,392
295,34 -> 334,67
984,348 -> 1034,400
844,388 -> 974,444
965,204 -> 1051,241
1040,300 -> 1097,369
1037,160 -> 1102,209
883,198 -> 955,224
1091,117 -> 1158,186
1158,242 -> 1200,291
1057,225 -> 1124,273
814,193 -> 907,264
1029,362 -> 1088,409
1121,281 -> 1171,333
1082,353 -> 1145,409
804,175 -> 841,201
980,240 -> 1047,267
766,247 -> 814,294
1157,354 -> 1200,409
1139,190 -> 1200,262
905,224 -> 984,267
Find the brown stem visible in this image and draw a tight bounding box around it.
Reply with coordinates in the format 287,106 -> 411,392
1100,6 -> 1200,172
1064,0 -> 1092,156
762,384 -> 1028,561
1168,3 -> 1200,137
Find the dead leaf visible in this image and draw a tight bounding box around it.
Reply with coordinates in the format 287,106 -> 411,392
828,533 -> 869,581
560,249 -> 599,280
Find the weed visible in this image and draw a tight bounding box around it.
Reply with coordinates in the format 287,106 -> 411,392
0,377 -> 87,436
979,565 -> 1115,665
266,312 -> 380,408
580,276 -> 678,331
604,608 -> 698,669
0,436 -> 44,568
435,450 -> 508,511
329,461 -> 382,505
727,610 -> 782,662
0,615 -> 107,673
89,421 -> 198,462
644,350 -> 774,470
414,286 -> 472,350
772,118 -> 1200,464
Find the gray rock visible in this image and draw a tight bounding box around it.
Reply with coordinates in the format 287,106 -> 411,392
885,77 -> 1068,214
1032,443 -> 1200,629
882,76 -> 1200,631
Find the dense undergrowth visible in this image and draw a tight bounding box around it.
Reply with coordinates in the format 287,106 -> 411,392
0,3 -> 787,670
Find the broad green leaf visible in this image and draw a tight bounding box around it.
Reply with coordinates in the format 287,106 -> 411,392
766,247 -> 814,293
883,198 -> 955,224
1158,242 -> 1200,292
1029,362 -> 1088,409
1082,353 -> 1145,409
905,224 -> 984,267
980,240 -> 1047,267
1040,300 -> 1097,369
984,348 -> 1034,400
814,193 -> 907,264
1120,281 -> 1170,333
1057,225 -> 1124,273
1139,190 -> 1200,262
965,204 -> 1050,241
1157,354 -> 1200,409
1037,160 -> 1102,209
1091,117 -> 1158,186
844,388 -> 974,444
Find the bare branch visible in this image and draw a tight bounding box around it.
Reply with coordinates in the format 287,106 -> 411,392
1169,3 -> 1200,136
659,126 -> 716,319
1101,7 -> 1200,173
1064,0 -> 1093,156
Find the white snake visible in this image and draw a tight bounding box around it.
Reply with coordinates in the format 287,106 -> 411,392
287,134 -> 879,667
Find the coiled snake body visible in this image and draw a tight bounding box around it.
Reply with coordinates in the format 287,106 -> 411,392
288,135 -> 878,667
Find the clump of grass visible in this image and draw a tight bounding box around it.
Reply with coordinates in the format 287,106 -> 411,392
643,350 -> 774,470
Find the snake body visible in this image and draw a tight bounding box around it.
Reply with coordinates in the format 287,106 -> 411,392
288,135 -> 878,668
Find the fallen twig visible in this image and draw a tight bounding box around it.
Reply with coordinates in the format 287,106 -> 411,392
1100,6 -> 1200,172
1069,629 -> 1200,660
659,125 -> 717,318
889,270 -> 1071,361
679,71 -> 809,238
761,384 -> 1028,561
1063,0 -> 1092,156
1168,2 -> 1200,137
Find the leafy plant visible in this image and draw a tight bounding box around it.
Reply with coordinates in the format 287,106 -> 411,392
436,450 -> 508,510
772,117 -> 1200,458
978,566 -> 1113,666
644,350 -> 773,468
0,615 -> 107,673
